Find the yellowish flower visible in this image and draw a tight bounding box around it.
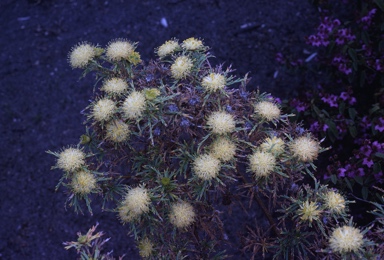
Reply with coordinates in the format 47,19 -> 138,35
144,88 -> 161,100
297,200 -> 321,223
138,238 -> 154,258
201,73 -> 226,92
101,78 -> 128,96
254,101 -> 281,121
290,136 -> 320,162
92,98 -> 116,122
171,56 -> 193,79
324,191 -> 346,214
71,171 -> 97,195
118,186 -> 151,223
210,137 -> 236,162
260,136 -> 285,156
206,111 -> 236,135
169,201 -> 196,229
157,40 -> 179,57
249,151 -> 276,178
106,39 -> 134,61
181,37 -> 204,50
193,154 -> 221,180
68,42 -> 96,68
329,226 -> 364,254
105,120 -> 130,143
57,148 -> 86,172
122,91 -> 147,119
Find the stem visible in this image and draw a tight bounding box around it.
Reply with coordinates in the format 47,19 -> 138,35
254,192 -> 280,238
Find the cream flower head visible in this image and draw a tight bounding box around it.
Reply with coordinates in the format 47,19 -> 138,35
171,56 -> 193,79
106,39 -> 134,61
68,42 -> 96,68
260,136 -> 285,156
193,154 -> 221,180
290,136 -> 320,162
254,101 -> 281,121
169,201 -> 196,229
92,98 -> 116,122
122,91 -> 147,119
181,37 -> 204,50
206,111 -> 236,135
105,120 -> 130,143
297,200 -> 321,223
210,137 -> 236,162
138,238 -> 154,258
157,40 -> 179,57
324,191 -> 346,214
249,151 -> 276,178
118,186 -> 151,223
329,226 -> 364,254
57,148 -> 86,172
201,73 -> 226,92
71,171 -> 97,195
101,78 -> 128,96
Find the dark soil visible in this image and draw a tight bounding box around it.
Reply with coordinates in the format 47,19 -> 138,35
0,0 -> 319,259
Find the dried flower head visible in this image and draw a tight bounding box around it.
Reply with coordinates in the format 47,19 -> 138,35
260,136 -> 285,156
210,137 -> 236,162
254,101 -> 281,121
105,120 -> 130,143
193,154 -> 221,180
106,39 -> 134,61
138,238 -> 154,258
122,91 -> 147,119
249,151 -> 276,178
92,98 -> 116,122
57,148 -> 86,172
329,225 -> 364,254
297,200 -> 322,223
118,186 -> 151,223
171,56 -> 193,79
144,88 -> 161,100
324,191 -> 346,214
181,37 -> 204,50
206,111 -> 236,135
71,170 -> 97,195
157,40 -> 179,57
290,136 -> 320,162
201,73 -> 226,92
68,42 -> 96,69
101,78 -> 128,96
169,201 -> 196,229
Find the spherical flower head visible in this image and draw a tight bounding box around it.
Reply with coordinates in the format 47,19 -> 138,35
181,37 -> 204,51
206,111 -> 236,135
157,40 -> 180,57
68,42 -> 96,68
171,56 -> 193,79
169,201 -> 196,229
201,73 -> 226,92
324,191 -> 346,214
92,98 -> 116,122
193,154 -> 221,180
329,226 -> 364,254
122,91 -> 147,119
119,186 -> 151,223
138,238 -> 154,258
105,120 -> 130,143
106,39 -> 134,61
71,171 -> 97,195
57,148 -> 86,172
297,200 -> 321,223
254,101 -> 281,121
101,78 -> 128,96
210,137 -> 236,162
290,136 -> 320,162
249,151 -> 276,178
260,136 -> 285,156
144,88 -> 161,100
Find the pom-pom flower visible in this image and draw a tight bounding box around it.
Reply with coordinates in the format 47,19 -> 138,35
206,111 -> 236,135
329,225 -> 364,254
260,136 -> 285,156
169,201 -> 196,229
71,171 -> 97,195
210,137 -> 236,162
201,73 -> 226,92
106,39 -> 134,61
122,91 -> 147,119
171,56 -> 193,79
105,120 -> 130,143
57,148 -> 86,172
138,238 -> 154,258
101,78 -> 128,96
324,190 -> 346,214
297,200 -> 321,223
68,42 -> 96,69
254,101 -> 281,121
157,40 -> 179,57
92,98 -> 116,122
290,136 -> 320,162
118,186 -> 151,223
249,151 -> 276,178
193,154 -> 221,180
181,37 -> 204,50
